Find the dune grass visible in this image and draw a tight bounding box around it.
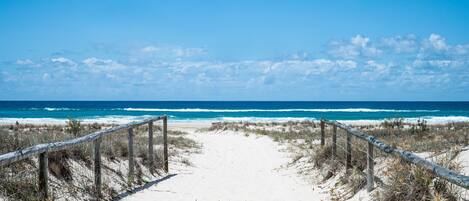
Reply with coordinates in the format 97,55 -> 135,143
208,120 -> 468,200
0,120 -> 199,200
380,155 -> 463,201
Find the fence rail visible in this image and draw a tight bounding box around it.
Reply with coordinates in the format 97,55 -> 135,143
0,116 -> 169,200
320,119 -> 469,192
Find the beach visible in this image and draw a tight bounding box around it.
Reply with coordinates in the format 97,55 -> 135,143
124,120 -> 469,200
1,116 -> 469,200
123,123 -> 325,201
1,101 -> 469,200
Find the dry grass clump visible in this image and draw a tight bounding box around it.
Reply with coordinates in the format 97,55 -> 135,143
0,121 -> 103,153
381,157 -> 462,201
367,121 -> 469,153
168,136 -> 200,151
207,121 -> 319,146
312,144 -> 332,168
311,145 -> 344,181
48,151 -> 73,181
0,120 -> 199,200
0,159 -> 38,201
311,140 -> 368,181
340,168 -> 367,195
381,118 -> 405,129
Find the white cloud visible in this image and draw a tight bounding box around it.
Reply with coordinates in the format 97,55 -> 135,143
453,44 -> 469,55
15,59 -> 34,65
1,71 -> 16,82
138,45 -> 205,59
311,59 -> 334,66
290,52 -> 309,60
413,59 -> 463,68
363,47 -> 382,57
428,60 -> 452,68
82,57 -> 125,74
328,35 -> 381,58
169,61 -> 213,74
328,42 -> 359,59
141,46 -> 158,53
351,35 -> 369,48
382,35 -> 417,53
336,60 -> 357,69
173,48 -> 204,57
365,60 -> 392,74
51,57 -> 77,67
255,59 -> 359,78
5,33 -> 468,98
427,34 -> 448,51
266,59 -> 335,75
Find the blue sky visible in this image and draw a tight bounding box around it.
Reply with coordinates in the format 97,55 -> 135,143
1,0 -> 469,100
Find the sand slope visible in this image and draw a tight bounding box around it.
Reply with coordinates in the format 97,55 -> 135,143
122,128 -> 323,201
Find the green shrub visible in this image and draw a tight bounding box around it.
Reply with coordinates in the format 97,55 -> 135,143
66,118 -> 81,137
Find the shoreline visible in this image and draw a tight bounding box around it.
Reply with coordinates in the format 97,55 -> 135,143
1,116 -> 469,126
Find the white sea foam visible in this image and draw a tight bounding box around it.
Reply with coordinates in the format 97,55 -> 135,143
338,116 -> 469,125
0,118 -> 68,125
22,107 -> 441,113
218,117 -> 315,122
122,108 -> 439,113
0,116 -> 154,125
404,116 -> 469,124
43,107 -> 78,111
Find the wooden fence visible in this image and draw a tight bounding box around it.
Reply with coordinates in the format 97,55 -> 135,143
320,119 -> 469,192
0,116 -> 169,200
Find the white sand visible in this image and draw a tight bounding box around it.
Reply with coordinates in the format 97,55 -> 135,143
456,147 -> 469,175
122,125 -> 324,201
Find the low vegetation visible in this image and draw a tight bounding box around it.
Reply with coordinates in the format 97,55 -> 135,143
0,120 -> 200,201
380,156 -> 462,201
207,121 -> 318,148
366,120 -> 469,153
207,120 -> 469,201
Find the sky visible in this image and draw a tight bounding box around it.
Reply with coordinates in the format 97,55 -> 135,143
1,0 -> 469,101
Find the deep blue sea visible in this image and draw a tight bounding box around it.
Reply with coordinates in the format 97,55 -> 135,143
1,101 -> 469,124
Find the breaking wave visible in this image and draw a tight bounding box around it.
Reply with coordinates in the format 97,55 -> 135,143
122,108 -> 440,113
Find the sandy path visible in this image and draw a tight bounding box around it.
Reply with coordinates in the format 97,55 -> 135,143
123,127 -> 322,201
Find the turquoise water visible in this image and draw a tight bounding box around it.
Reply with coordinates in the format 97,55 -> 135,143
1,101 -> 468,123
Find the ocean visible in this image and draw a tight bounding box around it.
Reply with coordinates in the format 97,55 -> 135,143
1,101 -> 469,124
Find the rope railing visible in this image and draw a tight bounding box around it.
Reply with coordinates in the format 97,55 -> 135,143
320,119 -> 469,192
0,116 -> 169,200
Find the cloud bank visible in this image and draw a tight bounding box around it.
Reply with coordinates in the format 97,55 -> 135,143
2,34 -> 469,100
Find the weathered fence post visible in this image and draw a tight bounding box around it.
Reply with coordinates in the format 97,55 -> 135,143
163,116 -> 168,172
332,124 -> 337,159
346,131 -> 352,171
367,142 -> 374,192
94,137 -> 102,198
148,121 -> 154,173
128,127 -> 134,186
38,152 -> 48,200
320,120 -> 325,146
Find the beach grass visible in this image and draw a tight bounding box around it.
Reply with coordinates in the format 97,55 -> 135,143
0,120 -> 199,200
207,120 -> 469,200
